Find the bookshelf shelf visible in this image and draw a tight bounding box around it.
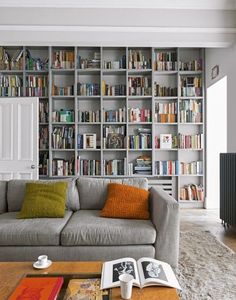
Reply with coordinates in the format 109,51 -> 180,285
0,46 -> 205,207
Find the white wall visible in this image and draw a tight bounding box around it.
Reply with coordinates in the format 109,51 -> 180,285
205,43 -> 236,151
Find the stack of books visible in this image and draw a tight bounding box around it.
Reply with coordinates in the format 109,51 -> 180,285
134,155 -> 152,175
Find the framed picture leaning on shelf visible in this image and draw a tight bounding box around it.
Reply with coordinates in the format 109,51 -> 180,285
83,134 -> 97,149
160,134 -> 172,149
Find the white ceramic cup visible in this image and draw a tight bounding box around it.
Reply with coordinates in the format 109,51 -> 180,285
37,255 -> 48,266
119,274 -> 134,300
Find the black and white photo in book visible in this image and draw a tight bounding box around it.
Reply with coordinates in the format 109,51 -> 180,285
141,261 -> 168,282
112,261 -> 136,282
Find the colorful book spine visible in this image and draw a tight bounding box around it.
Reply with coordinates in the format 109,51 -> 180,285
128,108 -> 151,123
155,160 -> 179,175
154,51 -> 178,71
180,184 -> 204,201
128,49 -> 151,69
128,76 -> 152,96
52,157 -> 75,176
0,75 -> 23,96
179,100 -> 202,123
52,126 -> 75,149
102,81 -> 126,96
53,50 -> 74,69
26,75 -> 48,97
154,83 -> 177,97
103,158 -> 126,175
78,110 -> 101,122
77,157 -> 101,176
103,107 -> 126,123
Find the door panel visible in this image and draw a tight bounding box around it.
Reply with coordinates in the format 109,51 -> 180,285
0,98 -> 38,180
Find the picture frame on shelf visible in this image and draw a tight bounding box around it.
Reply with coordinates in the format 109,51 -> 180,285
107,133 -> 124,149
83,134 -> 97,149
160,134 -> 172,149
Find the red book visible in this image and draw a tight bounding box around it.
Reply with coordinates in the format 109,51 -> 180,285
8,277 -> 63,300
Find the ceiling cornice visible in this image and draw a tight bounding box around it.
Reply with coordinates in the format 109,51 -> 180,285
1,0 -> 236,10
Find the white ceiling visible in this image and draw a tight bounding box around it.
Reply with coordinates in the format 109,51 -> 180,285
0,0 -> 236,47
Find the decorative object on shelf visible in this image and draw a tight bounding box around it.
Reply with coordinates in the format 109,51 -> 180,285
83,133 -> 97,149
211,65 -> 219,80
107,133 -> 124,149
160,134 -> 172,149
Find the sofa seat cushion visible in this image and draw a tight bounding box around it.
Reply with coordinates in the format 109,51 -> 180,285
61,210 -> 156,246
0,211 -> 73,246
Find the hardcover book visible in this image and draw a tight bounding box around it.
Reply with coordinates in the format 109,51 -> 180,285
8,277 -> 63,300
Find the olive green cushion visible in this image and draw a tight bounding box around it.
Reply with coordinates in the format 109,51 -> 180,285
17,182 -> 68,219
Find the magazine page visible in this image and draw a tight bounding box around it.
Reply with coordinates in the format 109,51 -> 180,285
137,257 -> 181,290
101,257 -> 140,289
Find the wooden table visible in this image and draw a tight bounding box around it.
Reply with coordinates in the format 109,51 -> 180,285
0,261 -> 179,300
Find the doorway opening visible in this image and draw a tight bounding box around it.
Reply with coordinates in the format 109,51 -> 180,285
206,76 -> 227,210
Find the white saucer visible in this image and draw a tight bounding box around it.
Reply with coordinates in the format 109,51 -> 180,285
33,260 -> 52,269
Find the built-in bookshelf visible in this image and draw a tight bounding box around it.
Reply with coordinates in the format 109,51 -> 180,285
0,46 -> 205,207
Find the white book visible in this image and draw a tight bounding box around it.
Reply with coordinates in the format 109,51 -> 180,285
101,257 -> 181,290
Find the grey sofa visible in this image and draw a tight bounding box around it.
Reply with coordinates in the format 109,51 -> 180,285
0,177 -> 179,267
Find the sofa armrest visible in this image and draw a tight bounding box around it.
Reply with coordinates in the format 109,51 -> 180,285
149,186 -> 179,268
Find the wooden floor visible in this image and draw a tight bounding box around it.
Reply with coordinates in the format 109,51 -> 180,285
180,209 -> 236,252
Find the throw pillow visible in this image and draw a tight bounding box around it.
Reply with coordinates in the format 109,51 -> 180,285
17,182 -> 68,219
100,183 -> 150,219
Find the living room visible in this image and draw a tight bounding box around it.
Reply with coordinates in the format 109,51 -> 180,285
0,1 -> 236,299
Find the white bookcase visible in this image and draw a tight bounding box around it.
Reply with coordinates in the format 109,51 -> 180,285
0,46 -> 205,207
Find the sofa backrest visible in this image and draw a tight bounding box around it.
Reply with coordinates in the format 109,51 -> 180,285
6,178 -> 80,212
0,181 -> 7,213
76,177 -> 148,209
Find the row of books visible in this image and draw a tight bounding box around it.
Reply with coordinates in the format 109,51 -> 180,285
155,102 -> 177,115
52,110 -> 75,123
52,85 -> 74,96
180,184 -> 204,201
39,101 -> 49,123
52,126 -> 75,149
0,47 -> 23,70
77,158 -> 101,176
128,133 -> 152,149
52,158 -> 75,176
39,127 -> 49,149
25,49 -> 48,70
52,50 -> 74,69
26,75 -> 48,87
128,108 -> 152,123
153,51 -> 178,71
179,100 -> 202,123
155,160 -> 178,175
0,75 -> 22,87
128,76 -> 152,96
103,56 -> 126,69
0,87 -> 23,97
102,82 -> 126,96
154,84 -> 177,97
103,159 -> 126,175
26,87 -> 48,97
179,59 -> 202,71
181,77 -> 202,97
128,49 -> 151,69
178,133 -> 203,149
179,161 -> 203,175
155,113 -> 177,123
103,107 -> 126,123
155,133 -> 203,149
78,52 -> 100,69
78,110 -> 100,123
78,83 -> 100,96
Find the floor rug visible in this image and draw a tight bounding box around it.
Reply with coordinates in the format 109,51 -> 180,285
177,230 -> 236,300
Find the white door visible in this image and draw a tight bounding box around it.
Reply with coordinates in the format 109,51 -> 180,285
0,97 -> 39,180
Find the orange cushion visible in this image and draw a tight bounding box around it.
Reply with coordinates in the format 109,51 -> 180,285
100,183 -> 150,219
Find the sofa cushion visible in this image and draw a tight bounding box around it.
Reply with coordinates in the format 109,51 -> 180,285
101,183 -> 150,219
77,177 -> 148,209
17,182 -> 68,219
7,178 -> 79,212
0,181 -> 7,213
0,211 -> 72,246
61,210 -> 156,246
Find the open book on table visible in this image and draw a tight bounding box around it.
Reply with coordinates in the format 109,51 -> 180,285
101,257 -> 181,290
